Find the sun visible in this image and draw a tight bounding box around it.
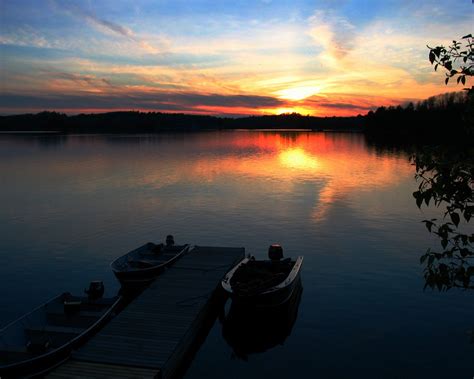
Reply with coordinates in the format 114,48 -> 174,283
269,106 -> 315,115
277,85 -> 322,101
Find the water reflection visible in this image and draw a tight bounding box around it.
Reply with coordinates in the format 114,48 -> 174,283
0,131 -> 416,249
279,148 -> 319,170
2,131 -> 473,378
98,132 -> 413,224
221,280 -> 303,361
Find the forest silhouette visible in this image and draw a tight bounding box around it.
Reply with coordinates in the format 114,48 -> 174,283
0,89 -> 471,141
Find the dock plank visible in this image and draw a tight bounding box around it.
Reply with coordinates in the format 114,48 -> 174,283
47,361 -> 157,379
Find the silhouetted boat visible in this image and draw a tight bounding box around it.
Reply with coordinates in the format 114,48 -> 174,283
0,282 -> 121,377
221,244 -> 303,306
221,278 -> 302,360
111,235 -> 189,286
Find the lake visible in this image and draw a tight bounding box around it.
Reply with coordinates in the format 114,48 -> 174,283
0,131 -> 473,378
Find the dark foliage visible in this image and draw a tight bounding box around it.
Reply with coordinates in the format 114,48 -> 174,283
428,34 -> 473,86
364,90 -> 473,142
0,111 -> 364,133
412,34 -> 474,291
413,147 -> 474,290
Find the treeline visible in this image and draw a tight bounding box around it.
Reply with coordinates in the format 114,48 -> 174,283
365,89 -> 473,142
0,111 -> 364,133
1,89 -> 471,138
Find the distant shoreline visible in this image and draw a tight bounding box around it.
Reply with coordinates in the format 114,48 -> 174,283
0,92 -> 470,144
0,130 -> 61,134
0,111 -> 364,134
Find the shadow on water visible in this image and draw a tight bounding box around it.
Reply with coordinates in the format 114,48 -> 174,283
364,131 -> 474,294
219,279 -> 303,361
0,134 -> 69,149
410,145 -> 474,292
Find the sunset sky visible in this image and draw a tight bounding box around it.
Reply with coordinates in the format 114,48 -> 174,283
0,0 -> 472,116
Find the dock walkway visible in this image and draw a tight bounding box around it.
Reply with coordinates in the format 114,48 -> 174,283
47,246 -> 245,379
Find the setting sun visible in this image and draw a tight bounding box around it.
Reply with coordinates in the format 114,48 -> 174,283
277,86 -> 322,101
270,107 -> 314,116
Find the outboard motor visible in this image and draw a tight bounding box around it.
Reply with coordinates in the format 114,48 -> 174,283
268,244 -> 284,261
166,234 -> 175,247
85,281 -> 105,301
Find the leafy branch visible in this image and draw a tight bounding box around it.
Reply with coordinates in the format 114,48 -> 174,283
428,34 -> 474,86
412,149 -> 474,290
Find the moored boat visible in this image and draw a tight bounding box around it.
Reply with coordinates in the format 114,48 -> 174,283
221,244 -> 303,307
0,282 -> 121,378
110,235 -> 189,286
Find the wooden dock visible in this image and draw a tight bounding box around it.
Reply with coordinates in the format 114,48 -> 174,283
47,246 -> 245,379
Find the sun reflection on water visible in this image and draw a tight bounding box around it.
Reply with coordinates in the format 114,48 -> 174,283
279,148 -> 319,170
8,132 -> 413,226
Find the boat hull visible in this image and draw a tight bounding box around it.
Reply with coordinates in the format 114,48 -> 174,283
113,264 -> 166,286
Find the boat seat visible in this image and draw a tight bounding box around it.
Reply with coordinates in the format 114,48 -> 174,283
128,260 -> 154,268
160,252 -> 180,257
134,259 -> 169,266
26,325 -> 84,335
46,308 -> 104,317
46,309 -> 104,328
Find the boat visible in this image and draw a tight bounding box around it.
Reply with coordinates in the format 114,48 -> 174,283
0,282 -> 121,378
221,279 -> 302,360
221,244 -> 303,307
110,235 -> 189,286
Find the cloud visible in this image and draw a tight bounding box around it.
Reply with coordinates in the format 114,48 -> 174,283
308,10 -> 355,61
49,1 -> 129,37
45,72 -> 113,87
298,92 -> 407,115
0,27 -> 54,49
0,91 -> 286,115
51,0 -> 161,54
72,10 -> 135,40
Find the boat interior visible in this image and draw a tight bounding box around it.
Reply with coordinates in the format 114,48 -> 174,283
113,243 -> 187,271
230,258 -> 295,294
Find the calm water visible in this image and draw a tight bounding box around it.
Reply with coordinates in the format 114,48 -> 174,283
0,131 -> 473,378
